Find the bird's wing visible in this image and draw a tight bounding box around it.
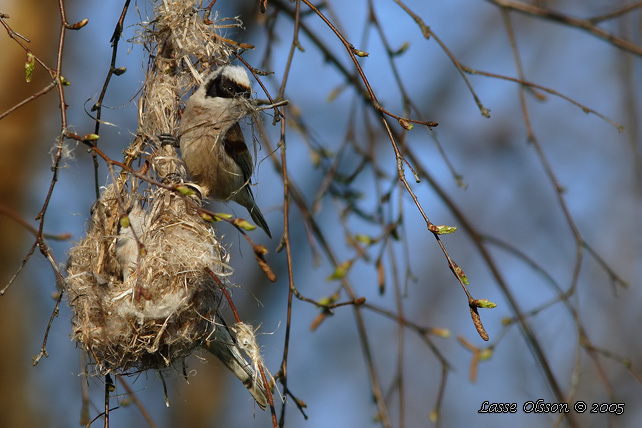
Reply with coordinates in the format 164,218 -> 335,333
223,122 -> 253,185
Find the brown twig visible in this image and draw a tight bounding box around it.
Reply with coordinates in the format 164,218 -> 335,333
89,0 -> 131,198
117,377 -> 158,428
0,81 -> 58,120
275,93 -> 311,425
260,112 -> 393,428
104,374 -> 112,428
292,0 -> 491,345
0,204 -> 71,241
404,148 -> 579,427
486,0 -> 642,57
32,289 -> 63,366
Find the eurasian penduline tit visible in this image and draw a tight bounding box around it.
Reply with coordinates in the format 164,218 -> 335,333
115,201 -> 272,408
178,65 -> 272,238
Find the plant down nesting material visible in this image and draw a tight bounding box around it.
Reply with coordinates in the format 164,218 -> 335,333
65,148 -> 232,374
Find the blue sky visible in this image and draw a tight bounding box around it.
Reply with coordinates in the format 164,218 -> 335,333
1,1 -> 641,427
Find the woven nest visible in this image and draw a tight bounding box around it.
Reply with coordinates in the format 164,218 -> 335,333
65,147 -> 232,374
64,0 -> 252,376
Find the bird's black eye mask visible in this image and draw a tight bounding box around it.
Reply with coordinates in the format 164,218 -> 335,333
206,73 -> 251,99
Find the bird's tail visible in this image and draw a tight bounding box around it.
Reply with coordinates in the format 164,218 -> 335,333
203,314 -> 274,409
249,204 -> 272,238
236,186 -> 272,238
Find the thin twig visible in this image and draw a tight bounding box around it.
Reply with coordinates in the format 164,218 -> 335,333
90,0 -> 131,198
487,0 -> 642,56
117,376 -> 158,428
32,290 -> 63,366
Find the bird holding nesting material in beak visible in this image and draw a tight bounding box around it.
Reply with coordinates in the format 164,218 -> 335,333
177,65 -> 271,238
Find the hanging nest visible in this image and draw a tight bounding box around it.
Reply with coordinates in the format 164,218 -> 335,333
64,147 -> 233,374
63,0 -> 260,377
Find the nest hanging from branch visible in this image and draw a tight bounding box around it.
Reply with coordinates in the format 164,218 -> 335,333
64,0 -> 251,375
65,152 -> 234,374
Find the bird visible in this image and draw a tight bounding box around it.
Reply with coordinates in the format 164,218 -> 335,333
203,316 -> 273,410
178,65 -> 272,238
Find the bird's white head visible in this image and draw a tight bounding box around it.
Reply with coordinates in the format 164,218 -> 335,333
202,65 -> 252,100
185,65 -> 254,124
